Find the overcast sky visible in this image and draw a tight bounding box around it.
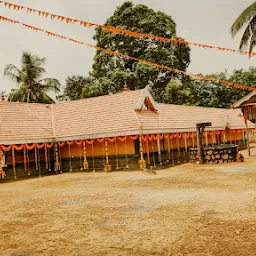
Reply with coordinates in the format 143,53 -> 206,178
0,0 -> 256,94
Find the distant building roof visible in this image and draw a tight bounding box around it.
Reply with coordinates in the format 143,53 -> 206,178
232,91 -> 256,108
0,87 -> 254,145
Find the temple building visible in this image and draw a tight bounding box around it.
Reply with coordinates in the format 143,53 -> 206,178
0,86 -> 254,180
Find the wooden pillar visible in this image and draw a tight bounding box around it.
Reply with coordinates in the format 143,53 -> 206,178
38,147 -> 41,178
54,143 -> 60,174
177,136 -> 181,163
157,135 -> 162,166
83,141 -> 88,169
23,147 -> 27,174
183,134 -> 188,163
244,107 -> 251,156
196,126 -> 204,164
104,139 -> 112,172
242,129 -> 246,148
68,143 -> 72,172
139,135 -> 146,169
0,150 -> 6,179
146,135 -> 150,165
167,135 -> 171,160
12,145 -> 17,179
34,146 -> 38,171
44,145 -> 48,170
184,135 -> 188,151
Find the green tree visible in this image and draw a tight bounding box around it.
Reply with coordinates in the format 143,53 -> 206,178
4,51 -> 60,103
230,2 -> 256,53
165,78 -> 190,105
92,1 -> 190,102
81,84 -> 103,99
181,69 -> 255,108
59,75 -> 94,101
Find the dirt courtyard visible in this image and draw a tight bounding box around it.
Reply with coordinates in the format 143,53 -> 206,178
0,147 -> 255,256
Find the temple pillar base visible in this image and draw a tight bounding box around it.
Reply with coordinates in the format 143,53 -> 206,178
83,161 -> 89,170
104,164 -> 112,172
139,159 -> 146,170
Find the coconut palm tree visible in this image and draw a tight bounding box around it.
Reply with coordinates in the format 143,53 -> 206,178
4,51 -> 60,103
230,2 -> 256,54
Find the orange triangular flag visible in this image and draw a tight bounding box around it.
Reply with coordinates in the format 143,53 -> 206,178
51,14 -> 56,19
120,29 -> 126,35
66,18 -> 73,23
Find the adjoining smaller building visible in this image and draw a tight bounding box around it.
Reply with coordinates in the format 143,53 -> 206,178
0,86 -> 254,180
232,91 -> 256,155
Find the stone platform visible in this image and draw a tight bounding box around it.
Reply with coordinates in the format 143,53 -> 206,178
189,145 -> 238,164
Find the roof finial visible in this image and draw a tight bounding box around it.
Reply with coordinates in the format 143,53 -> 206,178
124,81 -> 129,92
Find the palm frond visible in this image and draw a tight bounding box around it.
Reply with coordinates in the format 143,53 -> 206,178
231,2 -> 256,37
41,92 -> 55,104
38,78 -> 61,92
238,16 -> 256,52
249,32 -> 256,56
239,21 -> 251,49
21,51 -> 46,81
4,64 -> 21,83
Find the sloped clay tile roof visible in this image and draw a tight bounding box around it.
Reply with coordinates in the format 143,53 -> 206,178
136,104 -> 255,132
53,90 -> 142,141
232,91 -> 256,108
0,102 -> 53,144
0,88 -> 254,145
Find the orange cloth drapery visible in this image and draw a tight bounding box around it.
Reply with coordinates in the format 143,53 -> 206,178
117,136 -> 126,142
58,141 -> 66,147
85,139 -> 94,145
107,137 -> 116,143
1,145 -> 12,151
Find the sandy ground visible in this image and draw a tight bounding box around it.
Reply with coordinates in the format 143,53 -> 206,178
0,147 -> 255,256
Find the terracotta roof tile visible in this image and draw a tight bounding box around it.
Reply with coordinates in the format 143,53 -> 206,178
136,103 -> 255,132
0,88 -> 254,145
53,90 -> 142,140
0,102 -> 53,144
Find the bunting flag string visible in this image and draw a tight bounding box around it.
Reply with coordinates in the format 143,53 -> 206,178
1,1 -> 256,57
1,15 -> 256,92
